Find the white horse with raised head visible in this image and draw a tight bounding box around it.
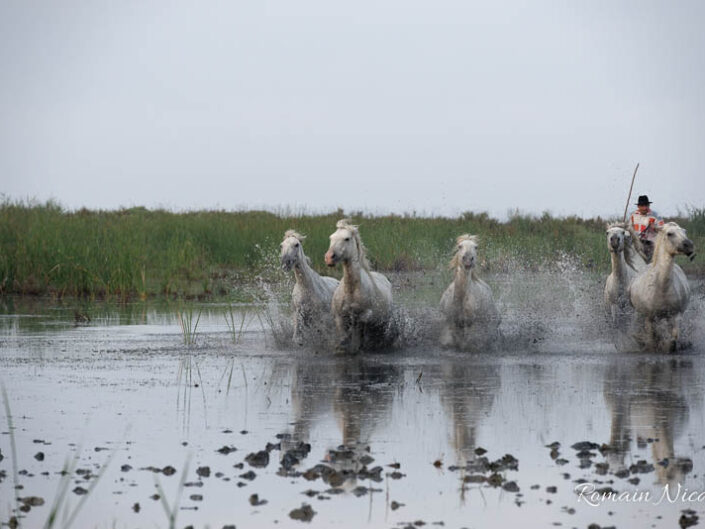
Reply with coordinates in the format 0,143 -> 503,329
280,230 -> 339,346
439,235 -> 499,351
604,223 -> 646,329
324,220 -> 394,353
629,222 -> 694,352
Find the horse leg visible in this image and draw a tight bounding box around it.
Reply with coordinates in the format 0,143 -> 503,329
335,312 -> 352,354
293,307 -> 308,346
440,322 -> 453,347
350,313 -> 363,353
643,317 -> 655,351
668,314 -> 680,353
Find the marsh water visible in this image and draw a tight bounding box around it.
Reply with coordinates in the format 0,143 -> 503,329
1,271 -> 705,529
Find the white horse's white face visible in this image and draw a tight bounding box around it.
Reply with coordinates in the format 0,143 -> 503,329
606,226 -> 628,253
455,239 -> 478,269
325,228 -> 356,267
658,223 -> 694,257
280,236 -> 303,271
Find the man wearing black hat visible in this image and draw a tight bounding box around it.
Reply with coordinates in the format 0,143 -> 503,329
629,195 -> 664,262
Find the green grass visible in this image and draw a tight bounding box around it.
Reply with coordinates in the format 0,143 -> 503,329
1,199 -> 703,300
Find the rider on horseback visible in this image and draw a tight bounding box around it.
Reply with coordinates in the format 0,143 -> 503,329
629,195 -> 664,262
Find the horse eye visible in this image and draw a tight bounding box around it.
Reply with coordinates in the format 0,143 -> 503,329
345,237 -> 350,241
294,243 -> 299,247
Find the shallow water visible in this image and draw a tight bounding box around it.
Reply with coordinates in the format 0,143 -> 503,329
1,273 -> 705,529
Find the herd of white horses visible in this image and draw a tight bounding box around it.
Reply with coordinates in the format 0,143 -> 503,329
280,219 -> 695,354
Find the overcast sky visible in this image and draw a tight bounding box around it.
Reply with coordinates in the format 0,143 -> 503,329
1,0 -> 703,219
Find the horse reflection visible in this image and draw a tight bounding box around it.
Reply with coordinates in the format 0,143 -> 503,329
439,361 -> 500,464
603,359 -> 696,486
329,359 -> 398,482
283,356 -> 399,489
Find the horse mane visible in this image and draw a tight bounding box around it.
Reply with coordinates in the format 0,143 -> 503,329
336,219 -> 371,270
449,234 -> 479,270
283,229 -> 306,242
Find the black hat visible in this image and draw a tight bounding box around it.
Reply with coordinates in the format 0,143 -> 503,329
635,195 -> 652,206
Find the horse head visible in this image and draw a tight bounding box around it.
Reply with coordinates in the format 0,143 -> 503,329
280,230 -> 306,271
325,219 -> 369,268
606,224 -> 628,254
450,234 -> 479,270
654,222 -> 695,258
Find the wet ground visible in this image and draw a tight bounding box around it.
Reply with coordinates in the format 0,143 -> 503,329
1,273 -> 705,529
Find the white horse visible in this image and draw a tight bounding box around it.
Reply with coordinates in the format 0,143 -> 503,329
439,235 -> 499,351
280,230 -> 339,346
603,223 -> 646,329
324,220 -> 394,353
629,222 -> 694,352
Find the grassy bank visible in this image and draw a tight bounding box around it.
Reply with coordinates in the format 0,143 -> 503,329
1,200 -> 703,300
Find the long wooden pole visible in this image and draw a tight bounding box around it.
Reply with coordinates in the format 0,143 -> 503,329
622,163 -> 640,223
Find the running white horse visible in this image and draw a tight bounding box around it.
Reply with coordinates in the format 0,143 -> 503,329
324,220 -> 394,353
280,230 -> 339,346
440,235 -> 499,351
629,222 -> 694,352
603,223 -> 646,329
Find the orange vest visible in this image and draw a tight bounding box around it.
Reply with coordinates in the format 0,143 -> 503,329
630,209 -> 664,241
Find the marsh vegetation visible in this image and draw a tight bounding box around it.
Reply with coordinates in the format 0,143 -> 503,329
2,200 -> 702,300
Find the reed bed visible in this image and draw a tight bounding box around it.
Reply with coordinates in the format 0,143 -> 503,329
1,199 -> 703,300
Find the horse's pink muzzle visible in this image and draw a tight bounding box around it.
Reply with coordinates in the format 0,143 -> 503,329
324,251 -> 337,267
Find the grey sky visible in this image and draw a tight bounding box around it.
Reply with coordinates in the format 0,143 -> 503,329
1,0 -> 703,219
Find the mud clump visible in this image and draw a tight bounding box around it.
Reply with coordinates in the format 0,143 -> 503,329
502,481 -> 520,492
196,466 -> 211,478
18,496 -> 44,513
629,460 -> 654,474
570,441 -> 599,451
680,509 -> 699,529
289,503 -> 316,522
280,442 -> 312,472
19,496 -> 44,507
245,451 -> 270,468
249,493 -> 267,506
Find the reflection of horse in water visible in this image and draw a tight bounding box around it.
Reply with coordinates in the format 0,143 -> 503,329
284,356 -> 398,487
329,359 -> 398,483
439,360 -> 500,465
603,359 -> 696,485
